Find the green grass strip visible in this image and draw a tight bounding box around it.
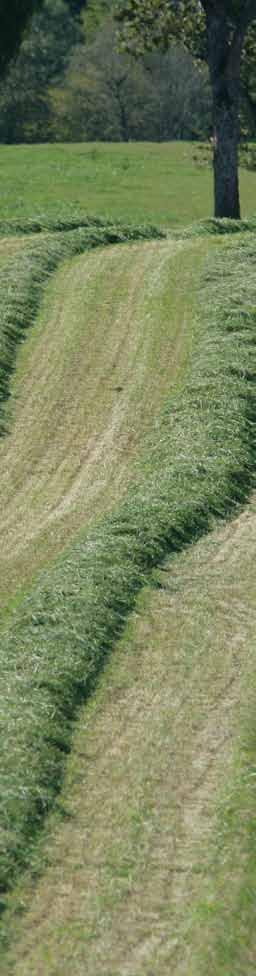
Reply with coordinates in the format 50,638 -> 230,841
187,668 -> 256,975
0,219 -> 164,434
0,232 -> 256,914
173,215 -> 256,239
1,213 -> 256,240
0,213 -> 164,236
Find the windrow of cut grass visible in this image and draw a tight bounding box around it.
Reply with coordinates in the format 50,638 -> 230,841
0,213 -> 154,237
176,216 -> 256,238
7,495 -> 256,975
0,230 -> 256,916
0,219 -> 164,434
1,213 -> 256,241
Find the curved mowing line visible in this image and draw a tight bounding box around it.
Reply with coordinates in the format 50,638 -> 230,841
0,214 -> 165,237
0,220 -> 164,434
0,237 -> 191,613
0,231 -> 256,915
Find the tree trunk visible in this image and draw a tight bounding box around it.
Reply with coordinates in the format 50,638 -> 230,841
212,75 -> 241,218
206,7 -> 244,219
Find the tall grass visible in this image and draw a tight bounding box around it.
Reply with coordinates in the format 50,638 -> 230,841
0,229 -> 256,913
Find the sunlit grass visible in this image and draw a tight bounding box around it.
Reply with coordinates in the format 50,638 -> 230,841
0,229 -> 256,925
0,141 -> 255,227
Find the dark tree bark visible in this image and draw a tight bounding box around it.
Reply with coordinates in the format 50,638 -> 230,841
202,0 -> 256,218
207,9 -> 242,218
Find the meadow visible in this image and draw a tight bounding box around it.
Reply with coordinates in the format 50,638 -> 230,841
0,139 -> 256,227
0,142 -> 256,974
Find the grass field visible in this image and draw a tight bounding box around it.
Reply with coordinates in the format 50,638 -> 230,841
1,143 -> 256,974
0,140 -> 256,227
6,492 -> 256,976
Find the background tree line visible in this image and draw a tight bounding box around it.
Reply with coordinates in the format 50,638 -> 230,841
0,0 -> 255,147
0,0 -> 213,143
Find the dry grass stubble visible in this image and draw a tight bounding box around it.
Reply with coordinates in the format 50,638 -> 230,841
5,493 -> 256,975
0,237 -> 201,611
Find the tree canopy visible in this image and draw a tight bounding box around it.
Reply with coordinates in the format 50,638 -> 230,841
0,0 -> 212,144
0,0 -> 89,79
0,1 -> 43,77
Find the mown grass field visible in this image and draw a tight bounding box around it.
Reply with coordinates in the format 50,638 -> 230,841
0,140 -> 256,227
7,484 -> 256,976
1,143 -> 256,974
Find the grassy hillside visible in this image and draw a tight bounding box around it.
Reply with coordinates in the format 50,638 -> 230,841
6,493 -> 256,976
0,141 -> 256,227
1,144 -> 256,973
0,222 -> 256,962
0,229 -> 211,898
0,226 -> 177,610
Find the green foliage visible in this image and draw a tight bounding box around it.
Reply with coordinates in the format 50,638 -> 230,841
51,17 -> 211,142
0,0 -> 82,144
116,0 -> 206,57
0,0 -> 43,78
0,3 -> 211,144
81,0 -> 113,40
116,0 -> 256,140
116,0 -> 256,58
1,0 -> 255,144
0,224 -> 256,907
